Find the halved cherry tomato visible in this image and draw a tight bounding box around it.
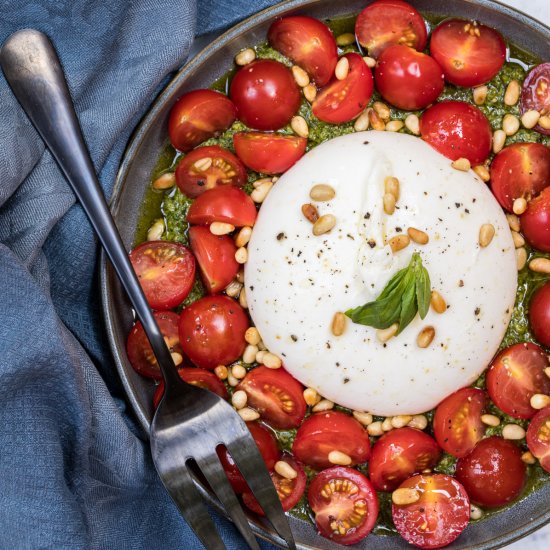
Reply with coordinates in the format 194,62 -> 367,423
432,387 -> 487,458
430,19 -> 506,87
268,16 -> 338,87
233,132 -> 307,174
230,59 -> 300,131
529,282 -> 550,348
312,52 -> 373,123
490,142 -> 550,212
369,428 -> 441,492
130,241 -> 196,310
375,45 -> 444,111
187,186 -> 256,227
487,342 -> 550,419
308,466 -> 378,545
420,100 -> 492,164
521,63 -> 550,135
455,437 -> 526,508
527,406 -> 550,473
175,145 -> 246,198
242,454 -> 306,514
292,410 -> 370,470
127,311 -> 184,379
521,186 -> 550,252
355,0 -> 427,58
188,226 -> 239,294
392,474 -> 470,549
237,366 -> 306,429
168,89 -> 236,152
178,295 -> 248,370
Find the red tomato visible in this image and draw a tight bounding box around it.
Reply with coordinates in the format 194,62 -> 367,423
312,52 -> 373,123
355,0 -> 427,58
455,437 -> 526,508
374,45 -> 444,111
392,474 -> 470,549
430,19 -> 506,87
267,16 -> 338,87
127,311 -> 184,380
188,226 -> 239,294
175,145 -> 246,199
233,132 -> 307,174
521,63 -> 550,135
420,101 -> 492,164
130,241 -> 196,310
237,366 -> 306,429
178,295 -> 248,370
490,142 -> 550,212
432,387 -> 487,458
529,282 -> 550,348
369,428 -> 441,492
521,186 -> 550,252
168,89 -> 236,152
230,59 -> 300,131
308,466 -> 378,545
242,455 -> 306,514
527,406 -> 550,473
487,342 -> 550,419
292,411 -> 371,470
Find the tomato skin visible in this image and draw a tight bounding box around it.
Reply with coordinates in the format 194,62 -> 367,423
178,295 -> 248,370
521,186 -> 550,252
168,89 -> 236,152
374,45 -> 444,111
355,0 -> 427,58
312,53 -> 373,123
521,63 -> 550,135
268,16 -> 338,87
309,466 -> 378,545
369,428 -> 441,492
292,411 -> 371,470
230,59 -> 300,131
529,282 -> 550,348
455,437 -> 527,508
233,132 -> 307,174
433,387 -> 487,458
420,101 -> 492,164
430,19 -> 506,87
392,474 -> 470,549
487,342 -> 550,419
527,406 -> 550,473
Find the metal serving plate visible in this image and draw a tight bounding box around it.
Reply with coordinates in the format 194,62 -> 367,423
100,1 -> 550,548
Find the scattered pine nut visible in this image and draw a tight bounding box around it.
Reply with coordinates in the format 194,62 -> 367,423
391,415 -> 413,429
481,414 -> 500,427
529,258 -> 550,274
512,197 -> 527,215
255,350 -> 266,364
392,488 -> 420,506
152,172 -> 176,190
291,115 -> 309,138
354,110 -> 370,132
522,110 -> 541,129
336,32 -> 356,46
384,176 -> 400,200
291,65 -> 310,87
473,165 -> 490,182
232,390 -> 248,409
303,83 -> 317,102
377,323 -> 399,343
335,57 -> 349,80
521,451 -> 536,465
383,193 -> 396,215
210,221 -> 235,236
363,56 -> 376,68
530,394 -> 550,409
430,290 -> 447,314
238,407 -> 260,421
328,450 -> 352,466
227,371 -> 239,387
353,411 -> 373,426
193,157 -> 212,171
235,226 -> 252,248
373,101 -> 391,121
302,203 -> 319,223
253,177 -> 272,188
303,387 -> 321,406
310,184 -> 335,202
539,115 -> 550,130
214,365 -> 228,380
386,120 -> 404,132
243,344 -> 259,364
493,129 -> 507,154
504,80 -> 520,105
451,157 -> 471,171
417,326 -> 435,348
511,231 -> 525,248
263,352 -> 282,369
389,234 -> 410,253
368,108 -> 385,130
225,280 -> 243,298
516,247 -> 527,270
251,180 -> 273,203
147,219 -> 165,241
408,415 -> 428,430
473,85 -> 488,105
502,424 -> 526,440
275,460 -> 298,480
506,213 -> 521,232
235,48 -> 256,66
502,114 -> 520,136
331,312 -> 347,337
312,214 -> 336,236
232,364 -> 246,379
408,227 -> 429,245
245,327 -> 261,346
312,399 -> 334,412
239,288 -> 248,309
382,417 -> 394,431
479,223 -> 495,247
404,114 -> 420,135
367,421 -> 384,436
470,505 -> 483,520
235,247 -> 248,264
171,352 -> 183,367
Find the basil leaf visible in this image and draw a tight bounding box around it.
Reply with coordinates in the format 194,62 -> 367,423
398,271 -> 417,333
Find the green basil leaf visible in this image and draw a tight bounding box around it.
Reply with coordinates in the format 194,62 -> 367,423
398,271 -> 417,333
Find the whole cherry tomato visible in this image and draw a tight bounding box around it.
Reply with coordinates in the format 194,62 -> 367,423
529,282 -> 550,348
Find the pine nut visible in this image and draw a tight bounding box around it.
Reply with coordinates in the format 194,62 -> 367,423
470,504 -> 483,520
302,203 -> 319,223
513,197 -> 527,215
386,120 -> 404,132
382,417 -> 394,431
493,129 -> 507,154
383,193 -> 396,215
303,387 -> 321,406
335,57 -> 349,80
152,172 -> 176,190
303,83 -> 317,102
236,268 -> 245,283
291,65 -> 310,87
263,352 -> 282,369
502,424 -> 526,440
368,421 -> 384,436
392,488 -> 420,506
235,48 -> 256,66
479,223 -> 495,247
239,288 -> 248,309
522,110 -> 541,129
363,56 -> 376,68
251,180 -> 273,203
452,157 -> 471,171
227,372 -> 239,387
481,414 -> 500,426
430,290 -> 447,314
405,114 -> 420,135
310,184 -> 336,202
328,450 -> 352,466
147,219 -> 165,241
193,157 -> 212,171
389,234 -> 410,253
235,226 -> 252,248
384,176 -> 400,200
516,247 -> 527,270
473,85 -> 488,105
231,390 -> 248,409
312,214 -> 336,236
511,231 -> 525,248
539,115 -> 550,130
291,115 -> 309,138
354,110 -> 370,132
408,415 -> 428,430
336,32 -> 356,46
253,177 -> 272,188
377,323 -> 399,343
473,165 -> 490,182
210,221 -> 235,235
238,407 -> 260,421
408,227 -> 429,245
170,352 -> 183,367
392,415 -> 413,429
373,101 -> 391,121
502,114 -> 520,136
243,344 -> 259,364
235,247 -> 248,264
232,364 -> 247,379
506,213 -> 521,232
275,460 -> 298,480
368,108 -> 385,130
214,365 -> 228,380
522,451 -> 536,465
255,350 -> 266,363
504,80 -> 520,105
529,258 -> 550,274
225,280 -> 243,298
353,411 -> 373,426
417,326 -> 435,348
245,327 -> 261,346
331,312 -> 346,336
312,399 -> 334,412
530,394 -> 550,409
545,367 -> 550,379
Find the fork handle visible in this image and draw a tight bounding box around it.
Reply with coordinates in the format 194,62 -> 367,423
0,29 -> 181,388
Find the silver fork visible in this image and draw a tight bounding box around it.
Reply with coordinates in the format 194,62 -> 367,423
0,29 -> 295,550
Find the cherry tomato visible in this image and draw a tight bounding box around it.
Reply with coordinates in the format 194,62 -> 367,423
267,16 -> 338,87
355,0 -> 427,58
230,59 -> 300,131
527,406 -> 550,473
178,295 -> 248,370
374,45 -> 444,111
455,437 -> 526,508
242,454 -> 306,514
521,63 -> 550,135
233,132 -> 307,174
237,366 -> 306,429
369,428 -> 441,492
521,186 -> 550,252
433,387 -> 487,458
130,241 -> 196,310
312,52 -> 373,123
127,311 -> 184,380
168,89 -> 236,152
175,145 -> 246,199
420,101 -> 492,164
188,226 -> 239,294
392,474 -> 470,549
430,19 -> 506,87
308,466 -> 378,545
487,342 -> 550,419
490,142 -> 550,212
529,282 -> 550,348
292,411 -> 371,470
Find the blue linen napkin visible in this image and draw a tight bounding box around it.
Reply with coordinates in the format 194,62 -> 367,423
0,1 -> 280,548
